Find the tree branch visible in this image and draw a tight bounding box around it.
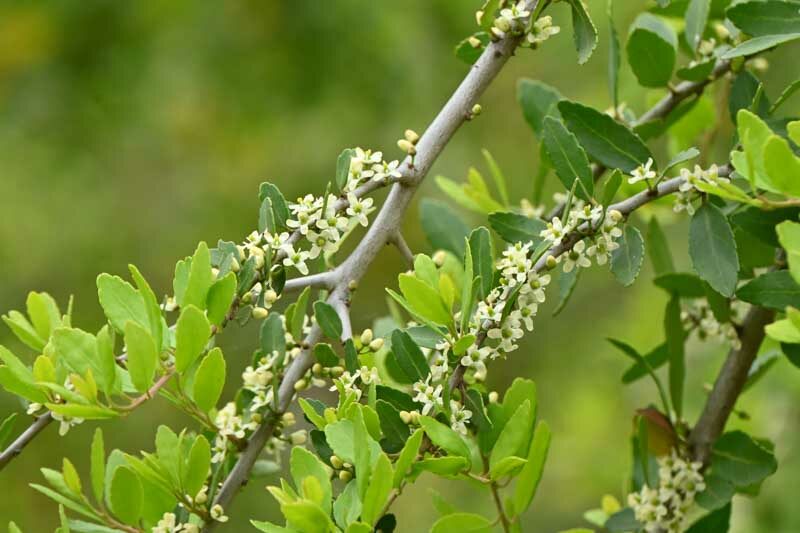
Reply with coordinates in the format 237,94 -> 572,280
282,271 -> 336,293
688,305 -> 775,465
203,4 -> 540,526
0,413 -> 52,470
389,231 -> 415,267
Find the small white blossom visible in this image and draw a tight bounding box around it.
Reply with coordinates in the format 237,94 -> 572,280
562,239 -> 591,273
629,157 -> 656,185
449,400 -> 473,435
346,193 -> 374,227
412,377 -> 444,416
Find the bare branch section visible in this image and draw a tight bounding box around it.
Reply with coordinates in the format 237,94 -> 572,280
689,306 -> 775,464
389,231 -> 415,267
0,414 -> 52,469
204,4 -> 539,525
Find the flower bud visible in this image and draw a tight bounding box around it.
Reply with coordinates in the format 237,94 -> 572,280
432,250 -> 447,266
242,292 -> 253,304
293,379 -> 307,392
231,258 -> 241,272
338,470 -> 353,482
404,129 -> 420,145
494,16 -> 511,33
252,307 -> 269,320
330,366 -> 345,378
251,413 -> 263,424
752,57 -> 769,72
281,412 -> 296,426
348,279 -> 359,291
488,391 -> 499,404
264,289 -> 278,304
397,139 -> 417,155
609,209 -> 623,222
410,411 -> 420,424
211,267 -> 220,278
545,255 -> 557,269
253,254 -> 265,270
399,410 -> 412,424
369,338 -> 385,351
360,329 -> 374,345
330,455 -> 344,469
312,363 -> 323,376
468,36 -> 482,48
290,430 -> 307,445
471,104 -> 482,116
713,22 -> 730,41
475,10 -> 484,26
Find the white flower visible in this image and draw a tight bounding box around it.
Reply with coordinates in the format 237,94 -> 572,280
412,377 -> 444,415
316,196 -> 349,234
527,15 -> 560,45
520,271 -> 551,303
673,190 -> 696,216
306,228 -> 339,259
358,365 -> 381,385
281,245 -> 310,275
629,157 -> 656,184
373,159 -> 403,182
210,504 -> 228,523
511,293 -> 538,331
562,239 -> 591,273
540,217 -> 568,246
586,234 -> 618,266
264,231 -> 291,251
449,400 -> 473,435
346,193 -> 374,227
460,345 -> 491,374
499,241 -> 533,285
487,317 -> 524,353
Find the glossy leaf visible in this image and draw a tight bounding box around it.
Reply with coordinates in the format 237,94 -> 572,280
689,204 -> 739,297
610,225 -> 645,287
314,301 -> 343,340
174,305 -> 210,373
565,0 -> 599,65
711,431 -> 777,487
124,321 -> 158,393
626,13 -> 677,87
419,199 -> 470,257
513,420 -> 551,513
542,117 -> 593,200
192,347 -> 226,412
488,212 -> 546,245
517,79 -> 563,136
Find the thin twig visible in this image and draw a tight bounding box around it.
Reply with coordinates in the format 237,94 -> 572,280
0,414 -> 52,470
389,231 -> 415,267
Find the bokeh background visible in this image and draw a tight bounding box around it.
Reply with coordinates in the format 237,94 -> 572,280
1,0 -> 799,531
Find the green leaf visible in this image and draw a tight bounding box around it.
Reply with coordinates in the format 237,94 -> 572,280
0,412 -> 17,449
2,310 -> 45,351
291,447 -> 332,513
419,416 -> 472,467
665,295 -> 685,417
677,58 -> 715,82
558,100 -> 653,173
489,456 -> 527,480
313,343 -> 339,367
290,286 -> 311,340
333,481 -> 362,529
192,347 -> 225,412
314,301 -> 343,340
96,273 -> 148,333
517,79 -> 563,137
490,400 -> 533,471
0,345 -> 47,403
420,199 -> 470,257
413,456 -> 468,477
336,148 -> 355,192
653,272 -> 706,297
764,135 -> 800,197
390,330 -> 430,382
689,204 -> 739,297
482,149 -> 509,206
737,271 -> 800,311
771,80 -> 800,114
542,117 -> 593,200
601,169 -> 623,206
695,473 -> 735,511
686,503 -> 731,532
685,0 -> 711,52
430,513 -> 492,533
344,338 -> 359,373
206,272 -> 236,326
778,221 -> 800,284
622,343 -> 669,384
398,274 -> 453,328
455,32 -> 489,65
90,429 -> 105,505
376,400 -> 409,453
564,0 -> 599,64
727,1 -> 800,37
722,33 -> 800,59
109,466 -> 142,525
730,73 -> 771,124
183,242 -> 214,310
261,313 -> 286,359
513,421 -> 551,514
469,227 -> 494,300
29,484 -> 100,522
607,0 -> 620,108
361,453 -> 393,525
26,292 -> 61,340
488,212 -> 546,245
464,389 -> 492,432
626,13 -> 677,87
711,431 -> 777,487
46,403 -> 119,420
393,428 -> 423,488
124,321 -> 158,393
647,217 -> 674,276
352,409 -> 372,499
282,500 -> 335,533
174,305 -> 210,373
661,147 -> 700,177
184,435 -> 211,497
259,182 -> 290,229
610,225 -> 645,287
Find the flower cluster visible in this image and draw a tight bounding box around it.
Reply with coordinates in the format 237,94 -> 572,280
26,379 -> 85,436
674,164 -> 729,216
487,1 -> 560,47
627,449 -> 705,532
681,299 -> 746,349
153,512 -> 200,533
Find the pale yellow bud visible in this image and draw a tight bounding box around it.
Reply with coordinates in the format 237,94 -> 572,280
251,413 -> 263,424
471,104 -> 482,116
211,267 -> 220,278
330,455 -> 344,469
399,410 -> 412,424
330,366 -> 345,378
488,391 -> 499,404
252,307 -> 269,320
410,411 -> 420,424
264,289 -> 278,304
293,379 -> 307,392
494,16 -> 511,33
713,22 -> 730,41
231,258 -> 240,273
339,470 -> 353,482
397,139 -> 417,155
360,329 -> 374,345
369,338 -> 385,351
545,255 -> 557,269
281,412 -> 296,426
404,129 -> 420,145
609,209 -> 623,222
290,430 -> 307,445
432,250 -> 447,266
242,292 -> 253,304
468,36 -> 482,48
312,363 -> 323,376
348,279 -> 359,291
475,10 -> 484,26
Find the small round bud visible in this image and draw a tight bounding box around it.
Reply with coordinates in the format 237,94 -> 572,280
281,412 -> 296,426
312,363 -> 323,376
468,36 -> 482,48
404,129 -> 420,145
194,488 -> 208,504
231,258 -> 241,272
236,245 -> 246,261
494,16 -> 511,33
475,10 -> 484,26
399,410 -> 412,424
293,379 -> 307,392
369,338 -> 385,351
252,307 -> 269,320
241,292 -> 253,304
713,22 -> 730,41
545,255 -> 557,269
409,411 -> 420,424
360,329 -> 374,345
752,57 -> 769,72
253,254 -> 265,270
471,104 -> 482,116
264,289 -> 278,304
488,391 -> 499,404
342,462 -> 353,471
330,455 -> 344,469
330,366 -> 345,378
290,430 -> 307,445
490,26 -> 505,40
397,139 -> 417,155
609,209 -> 623,222
211,267 -> 220,278
348,280 -> 359,291
432,250 -> 447,266
338,470 -> 353,482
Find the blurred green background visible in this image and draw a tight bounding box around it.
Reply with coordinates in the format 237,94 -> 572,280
1,0 -> 799,531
